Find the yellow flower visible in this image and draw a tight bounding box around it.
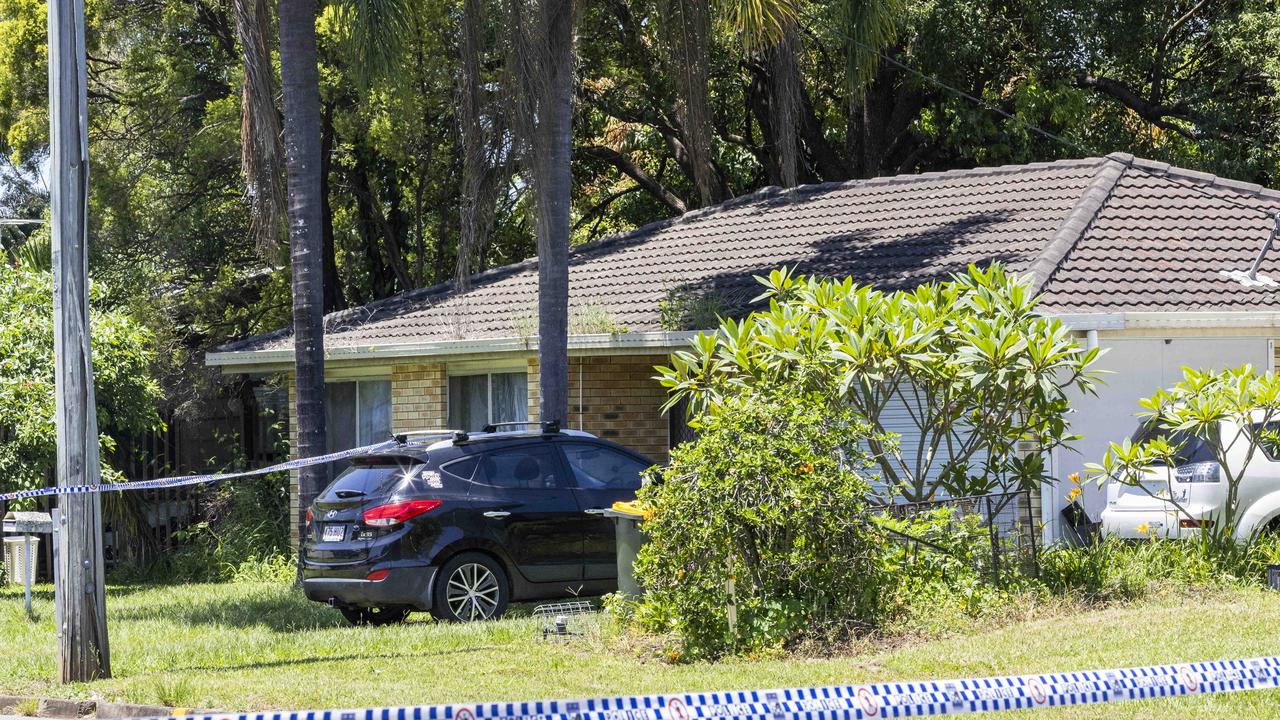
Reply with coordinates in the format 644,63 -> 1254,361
1067,487 -> 1082,502
1068,472 -> 1080,485
797,463 -> 815,474
1136,522 -> 1151,534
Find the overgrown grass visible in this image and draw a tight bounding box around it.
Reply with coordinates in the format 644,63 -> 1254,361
2,581 -> 1279,718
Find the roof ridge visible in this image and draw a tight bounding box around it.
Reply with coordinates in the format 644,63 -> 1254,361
1025,156 -> 1127,295
1114,154 -> 1280,207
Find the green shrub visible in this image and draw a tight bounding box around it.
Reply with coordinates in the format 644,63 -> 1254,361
633,387 -> 887,659
1038,531 -> 1272,601
110,470 -> 292,584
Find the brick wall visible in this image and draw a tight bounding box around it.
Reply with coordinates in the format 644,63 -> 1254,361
287,383 -> 300,546
391,363 -> 448,431
559,354 -> 671,462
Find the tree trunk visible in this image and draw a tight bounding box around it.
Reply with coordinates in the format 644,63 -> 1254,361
48,0 -> 110,682
535,0 -> 574,426
320,102 -> 344,312
233,0 -> 286,259
508,0 -> 575,425
278,0 -> 327,555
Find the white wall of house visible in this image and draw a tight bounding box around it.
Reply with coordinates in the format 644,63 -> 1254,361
1049,334 -> 1273,538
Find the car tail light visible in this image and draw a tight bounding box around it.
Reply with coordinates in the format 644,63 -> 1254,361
1175,462 -> 1220,483
1180,518 -> 1215,529
366,569 -> 390,582
305,507 -> 314,524
362,499 -> 442,527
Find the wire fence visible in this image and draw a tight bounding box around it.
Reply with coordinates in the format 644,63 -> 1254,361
885,490 -> 1040,582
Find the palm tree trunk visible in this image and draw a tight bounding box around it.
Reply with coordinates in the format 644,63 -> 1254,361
508,0 -> 575,426
535,2 -> 573,426
279,0 -> 328,551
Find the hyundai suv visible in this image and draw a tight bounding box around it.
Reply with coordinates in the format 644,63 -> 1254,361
301,423 -> 653,624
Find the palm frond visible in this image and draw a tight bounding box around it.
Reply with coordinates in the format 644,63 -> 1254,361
834,0 -> 904,100
14,233 -> 51,271
334,0 -> 415,88
716,0 -> 800,50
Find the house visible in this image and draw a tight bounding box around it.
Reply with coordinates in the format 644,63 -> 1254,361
207,153 -> 1280,543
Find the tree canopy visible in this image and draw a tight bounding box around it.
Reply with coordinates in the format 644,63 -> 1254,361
0,0 -> 1275,410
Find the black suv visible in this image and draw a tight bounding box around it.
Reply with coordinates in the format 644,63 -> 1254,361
301,423 -> 653,624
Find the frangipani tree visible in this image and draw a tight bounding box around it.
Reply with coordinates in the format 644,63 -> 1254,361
1087,365 -> 1280,537
657,263 -> 1102,502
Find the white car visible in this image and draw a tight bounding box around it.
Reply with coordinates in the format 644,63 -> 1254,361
1100,420 -> 1280,541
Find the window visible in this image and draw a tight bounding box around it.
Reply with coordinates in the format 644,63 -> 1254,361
1252,422 -> 1280,461
325,380 -> 392,477
448,371 -> 528,432
1129,422 -> 1217,466
562,443 -> 648,490
441,456 -> 481,482
477,445 -> 564,489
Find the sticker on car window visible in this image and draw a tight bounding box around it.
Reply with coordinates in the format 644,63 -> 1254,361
423,470 -> 443,488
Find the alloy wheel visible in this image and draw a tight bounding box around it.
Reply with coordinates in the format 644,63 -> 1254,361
445,562 -> 501,620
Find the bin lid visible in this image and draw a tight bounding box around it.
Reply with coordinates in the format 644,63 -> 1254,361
608,500 -> 648,519
3,511 -> 54,534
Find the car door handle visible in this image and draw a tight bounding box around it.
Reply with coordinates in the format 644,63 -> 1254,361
482,511 -> 511,518
584,508 -> 609,515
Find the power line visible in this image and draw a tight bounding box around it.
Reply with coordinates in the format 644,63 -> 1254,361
862,44 -> 1280,221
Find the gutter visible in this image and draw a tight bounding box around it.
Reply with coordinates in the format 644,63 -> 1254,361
205,330 -> 703,369
207,311 -> 1280,371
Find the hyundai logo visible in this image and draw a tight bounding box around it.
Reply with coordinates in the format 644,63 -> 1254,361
325,510 -> 338,520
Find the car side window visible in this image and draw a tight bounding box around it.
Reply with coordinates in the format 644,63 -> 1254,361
1252,422 -> 1280,462
476,445 -> 565,489
441,456 -> 480,481
561,443 -> 648,491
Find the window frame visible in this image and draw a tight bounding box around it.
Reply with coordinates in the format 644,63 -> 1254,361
446,369 -> 529,431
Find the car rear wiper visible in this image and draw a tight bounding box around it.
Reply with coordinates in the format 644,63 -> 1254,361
335,489 -> 367,499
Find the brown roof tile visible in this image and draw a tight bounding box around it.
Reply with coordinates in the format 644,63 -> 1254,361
217,154 -> 1280,355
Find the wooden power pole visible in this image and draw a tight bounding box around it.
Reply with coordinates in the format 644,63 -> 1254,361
48,0 -> 111,682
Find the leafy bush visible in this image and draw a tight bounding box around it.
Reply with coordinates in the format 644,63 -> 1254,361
657,264 -> 1100,503
874,508 -> 1035,631
633,387 -> 887,658
111,469 -> 292,583
0,263 -> 163,502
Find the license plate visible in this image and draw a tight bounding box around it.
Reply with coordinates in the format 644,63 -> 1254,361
322,525 -> 345,542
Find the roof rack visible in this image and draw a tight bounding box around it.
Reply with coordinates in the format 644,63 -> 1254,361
393,428 -> 469,445
481,420 -> 561,435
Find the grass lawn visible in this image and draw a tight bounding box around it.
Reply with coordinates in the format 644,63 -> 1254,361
2,582 -> 1280,719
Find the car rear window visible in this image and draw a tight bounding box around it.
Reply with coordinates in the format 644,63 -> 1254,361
1129,422 -> 1216,466
321,459 -> 423,500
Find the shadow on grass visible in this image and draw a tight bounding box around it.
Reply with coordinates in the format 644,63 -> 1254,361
1,584 -> 153,603
110,586 -> 348,632
173,646 -> 494,674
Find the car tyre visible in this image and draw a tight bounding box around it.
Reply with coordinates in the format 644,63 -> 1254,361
431,552 -> 509,622
340,605 -> 411,626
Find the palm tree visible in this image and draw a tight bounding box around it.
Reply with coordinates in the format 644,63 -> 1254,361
508,0 -> 576,426
278,0 -> 328,549
231,0 -> 286,259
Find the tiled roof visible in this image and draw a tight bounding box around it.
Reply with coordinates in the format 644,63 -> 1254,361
217,153 -> 1280,355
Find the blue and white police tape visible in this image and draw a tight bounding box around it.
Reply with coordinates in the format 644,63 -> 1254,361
144,655 -> 1280,720
0,439 -> 403,503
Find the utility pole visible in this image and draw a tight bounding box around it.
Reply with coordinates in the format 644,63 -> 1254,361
48,0 -> 111,682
